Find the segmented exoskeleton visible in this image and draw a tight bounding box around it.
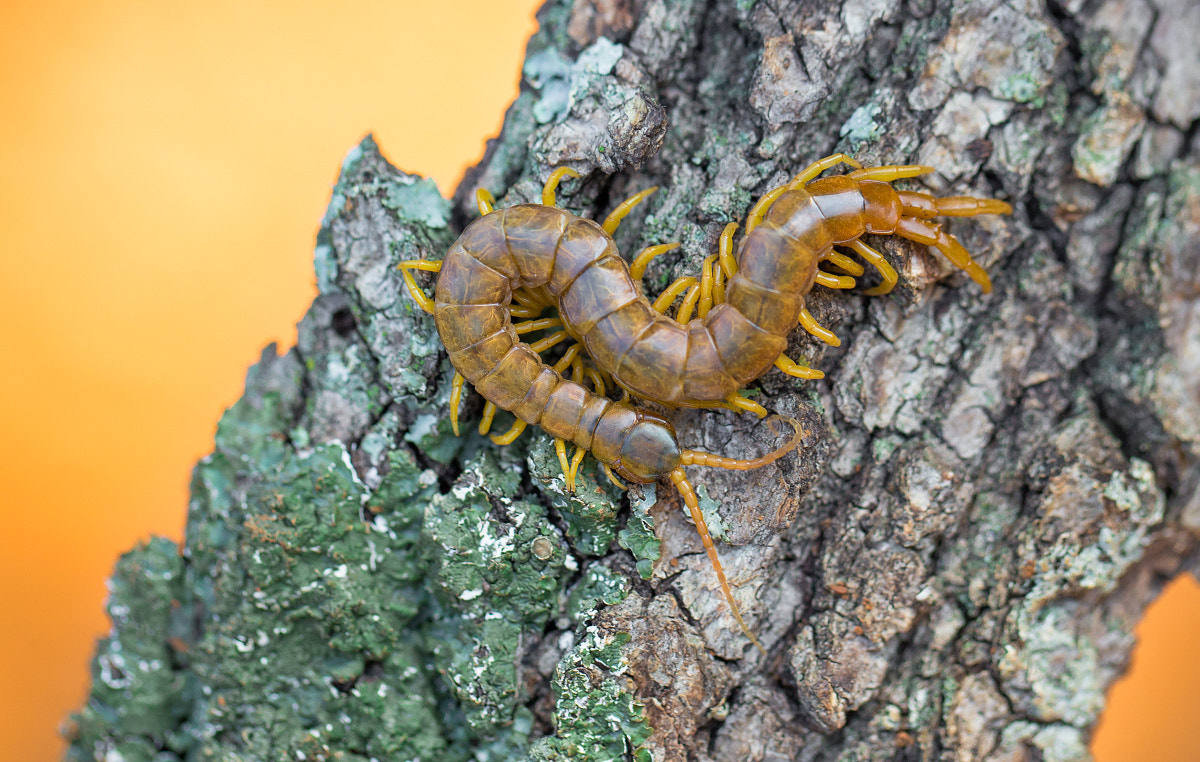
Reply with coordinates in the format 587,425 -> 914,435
399,155 -> 1010,652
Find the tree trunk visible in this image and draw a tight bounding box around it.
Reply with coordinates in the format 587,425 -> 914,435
68,0 -> 1200,760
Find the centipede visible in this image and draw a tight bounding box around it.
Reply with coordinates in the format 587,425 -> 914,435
398,154 -> 1011,653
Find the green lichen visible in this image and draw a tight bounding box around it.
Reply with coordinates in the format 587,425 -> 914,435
525,629 -> 652,762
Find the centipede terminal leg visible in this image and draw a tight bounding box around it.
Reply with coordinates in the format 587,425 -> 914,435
668,468 -> 764,655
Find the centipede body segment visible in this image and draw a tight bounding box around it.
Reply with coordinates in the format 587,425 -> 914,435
399,156 -> 1011,653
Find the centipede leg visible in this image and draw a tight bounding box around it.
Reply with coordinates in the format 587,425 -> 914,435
490,419 -> 527,445
397,259 -> 442,314
745,184 -> 790,234
775,354 -> 824,380
845,240 -> 898,296
542,166 -> 580,207
555,438 -> 588,492
724,393 -> 768,419
652,275 -> 698,314
449,372 -> 465,436
478,401 -> 498,436
799,307 -> 841,347
813,270 -> 857,290
602,464 -> 626,490
676,283 -> 702,323
476,188 -> 496,215
602,186 -> 659,235
669,468 -> 764,655
630,242 -> 681,281
696,255 -> 718,319
895,217 -> 992,293
789,153 -> 864,188
823,250 -> 865,276
849,164 -> 934,182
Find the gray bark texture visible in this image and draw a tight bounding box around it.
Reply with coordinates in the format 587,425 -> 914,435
67,0 -> 1200,760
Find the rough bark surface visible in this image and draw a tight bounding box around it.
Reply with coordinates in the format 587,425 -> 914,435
68,0 -> 1200,760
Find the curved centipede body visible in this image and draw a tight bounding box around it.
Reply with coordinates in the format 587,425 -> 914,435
399,156 -> 1011,653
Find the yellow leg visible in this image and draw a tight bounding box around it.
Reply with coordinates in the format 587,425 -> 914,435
849,164 -> 933,182
542,166 -> 580,207
823,251 -> 865,276
799,307 -> 841,347
602,186 -> 659,236
652,276 -> 698,313
449,372 -> 465,436
717,222 -> 739,280
712,260 -> 727,307
397,259 -> 441,314
676,283 -> 702,324
725,392 -> 768,419
601,464 -> 626,490
895,217 -> 992,293
478,401 -> 498,436
669,468 -> 764,655
696,255 -> 718,319
552,344 -> 580,374
744,184 -> 790,234
813,270 -> 857,289
514,317 -> 564,334
490,419 -> 527,445
845,240 -> 899,296
630,242 -> 681,281
585,367 -> 607,397
528,330 -> 568,354
554,438 -> 589,493
476,188 -> 496,215
774,354 -> 825,380
789,153 -> 863,188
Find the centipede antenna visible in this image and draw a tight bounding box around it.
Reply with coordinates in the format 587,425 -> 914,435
669,467 -> 765,656
449,372 -> 465,437
894,217 -> 992,293
680,415 -> 805,472
602,186 -> 659,236
476,188 -> 496,215
542,166 -> 580,207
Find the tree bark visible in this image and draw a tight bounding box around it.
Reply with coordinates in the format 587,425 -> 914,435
68,0 -> 1200,760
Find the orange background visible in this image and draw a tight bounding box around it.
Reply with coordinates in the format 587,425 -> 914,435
0,2 -> 1195,760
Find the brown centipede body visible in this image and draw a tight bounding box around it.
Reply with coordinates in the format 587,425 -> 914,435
398,155 -> 1011,653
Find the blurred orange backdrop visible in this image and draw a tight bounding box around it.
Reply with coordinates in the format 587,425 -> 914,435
0,1 -> 1195,760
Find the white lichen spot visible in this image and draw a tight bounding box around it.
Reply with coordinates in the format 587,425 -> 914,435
460,588 -> 483,601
